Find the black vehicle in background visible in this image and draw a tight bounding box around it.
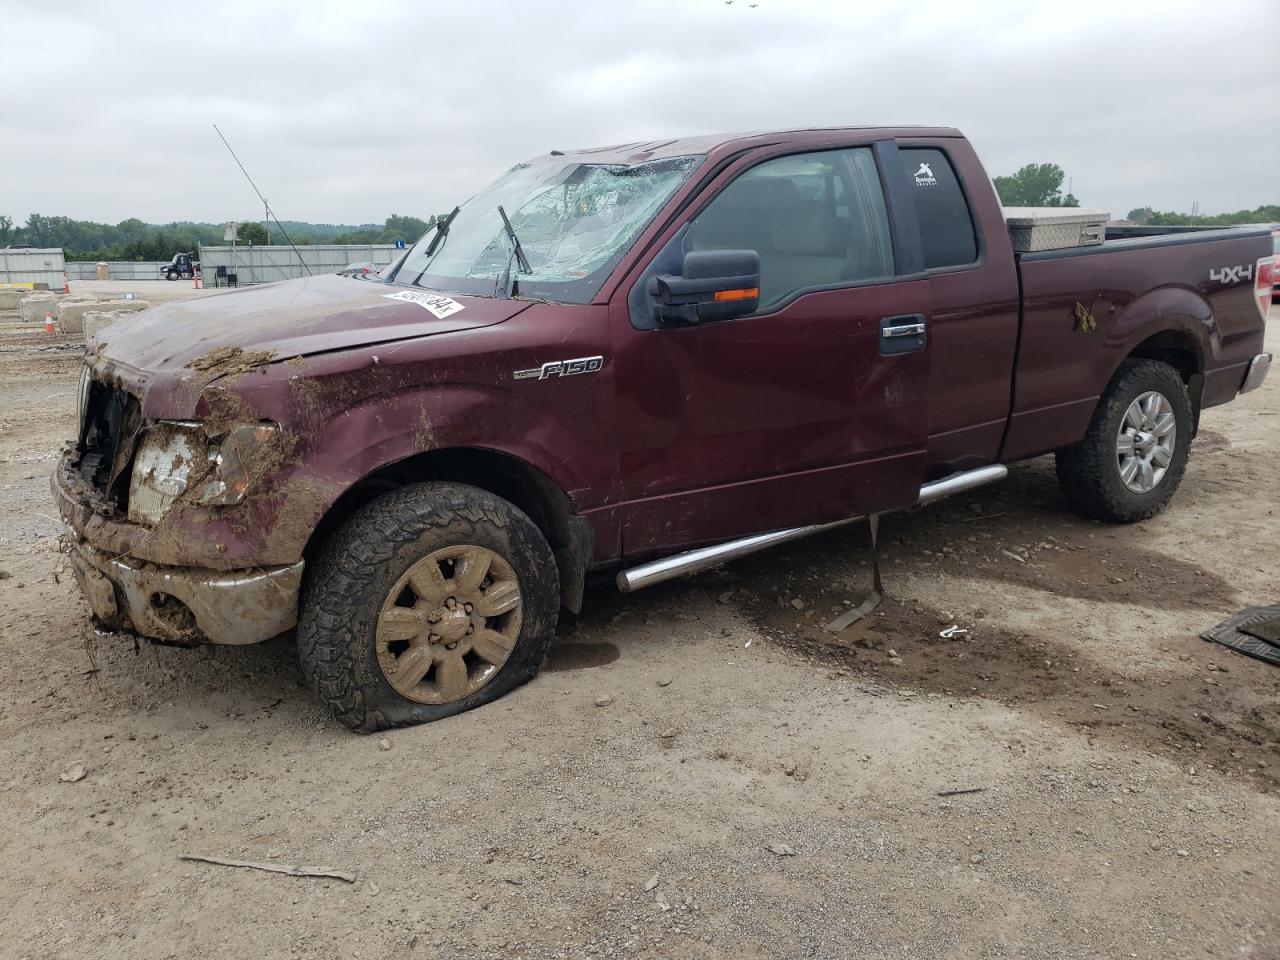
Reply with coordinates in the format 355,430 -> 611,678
161,253 -> 198,281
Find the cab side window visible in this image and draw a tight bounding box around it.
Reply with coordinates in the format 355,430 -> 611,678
899,147 -> 978,269
687,148 -> 894,309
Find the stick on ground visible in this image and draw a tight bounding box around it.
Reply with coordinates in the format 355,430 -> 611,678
179,854 -> 356,883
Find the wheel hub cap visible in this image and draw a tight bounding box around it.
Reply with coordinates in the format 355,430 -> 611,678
375,545 -> 523,705
1116,391 -> 1176,494
434,604 -> 470,643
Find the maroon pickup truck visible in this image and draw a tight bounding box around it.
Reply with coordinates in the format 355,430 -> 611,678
56,126 -> 1275,731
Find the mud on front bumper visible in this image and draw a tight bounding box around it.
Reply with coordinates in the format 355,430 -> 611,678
68,536 -> 303,646
53,440 -> 304,646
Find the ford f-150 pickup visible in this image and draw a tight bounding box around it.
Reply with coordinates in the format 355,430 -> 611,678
55,126 -> 1275,731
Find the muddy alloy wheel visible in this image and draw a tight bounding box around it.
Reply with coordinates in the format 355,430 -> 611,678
1055,359 -> 1191,523
297,482 -> 559,732
376,545 -> 523,704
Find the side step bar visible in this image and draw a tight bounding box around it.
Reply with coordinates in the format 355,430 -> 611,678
916,463 -> 1008,505
615,463 -> 1007,593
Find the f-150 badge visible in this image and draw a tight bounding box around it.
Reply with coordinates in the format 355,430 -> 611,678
513,356 -> 604,381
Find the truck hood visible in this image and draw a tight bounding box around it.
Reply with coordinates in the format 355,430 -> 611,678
90,274 -> 529,374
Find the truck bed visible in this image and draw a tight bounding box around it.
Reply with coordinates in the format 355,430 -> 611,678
1003,225 -> 1271,461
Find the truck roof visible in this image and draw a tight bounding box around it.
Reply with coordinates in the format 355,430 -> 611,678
550,126 -> 965,165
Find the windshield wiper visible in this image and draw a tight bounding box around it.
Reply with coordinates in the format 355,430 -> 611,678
424,205 -> 460,257
404,205 -> 460,287
495,204 -> 532,298
497,205 -> 532,273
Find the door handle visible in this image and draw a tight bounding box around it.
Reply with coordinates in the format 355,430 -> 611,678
879,314 -> 927,356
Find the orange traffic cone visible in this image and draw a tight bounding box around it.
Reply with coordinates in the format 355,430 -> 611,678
193,268 -> 202,290
63,272 -> 71,294
44,312 -> 56,334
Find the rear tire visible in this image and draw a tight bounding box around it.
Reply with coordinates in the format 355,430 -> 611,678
1055,359 -> 1192,523
297,482 -> 559,732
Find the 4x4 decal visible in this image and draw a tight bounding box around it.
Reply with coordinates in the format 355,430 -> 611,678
1209,264 -> 1253,285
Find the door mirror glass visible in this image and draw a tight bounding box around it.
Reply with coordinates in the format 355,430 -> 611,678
653,249 -> 760,324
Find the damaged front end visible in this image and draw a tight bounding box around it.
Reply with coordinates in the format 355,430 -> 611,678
67,538 -> 303,647
56,364 -> 303,646
71,367 -> 144,518
127,420 -> 281,523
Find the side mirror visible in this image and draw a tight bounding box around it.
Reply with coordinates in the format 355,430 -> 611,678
653,249 -> 760,324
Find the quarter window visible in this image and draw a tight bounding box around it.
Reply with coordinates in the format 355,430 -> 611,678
687,147 -> 894,309
899,147 -> 978,269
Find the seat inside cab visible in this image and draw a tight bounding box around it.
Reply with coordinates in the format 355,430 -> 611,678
687,150 -> 894,307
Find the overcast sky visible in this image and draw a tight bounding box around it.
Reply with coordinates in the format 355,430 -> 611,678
3,0 -> 1276,227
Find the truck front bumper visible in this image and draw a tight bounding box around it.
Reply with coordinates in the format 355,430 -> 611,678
1241,353 -> 1272,395
68,536 -> 303,646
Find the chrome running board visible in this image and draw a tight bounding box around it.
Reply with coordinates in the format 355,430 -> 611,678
615,463 -> 1008,593
916,463 -> 1008,504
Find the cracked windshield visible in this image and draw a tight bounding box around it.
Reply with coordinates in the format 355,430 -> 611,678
389,155 -> 701,303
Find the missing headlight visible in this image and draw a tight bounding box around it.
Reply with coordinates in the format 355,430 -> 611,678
126,421 -> 280,524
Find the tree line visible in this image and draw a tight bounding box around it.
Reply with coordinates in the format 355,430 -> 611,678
1123,205 -> 1280,226
992,163 -> 1276,226
4,169 -> 1275,263
0,213 -> 443,261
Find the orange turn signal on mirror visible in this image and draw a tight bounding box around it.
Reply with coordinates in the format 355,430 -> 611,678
713,287 -> 759,302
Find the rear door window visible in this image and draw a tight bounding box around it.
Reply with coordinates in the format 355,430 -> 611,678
899,147 -> 978,269
687,147 -> 894,309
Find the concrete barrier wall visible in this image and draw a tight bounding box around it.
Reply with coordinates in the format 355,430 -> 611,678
58,299 -> 149,335
83,310 -> 134,341
65,261 -> 170,281
197,244 -> 402,284
0,248 -> 66,288
19,294 -> 64,323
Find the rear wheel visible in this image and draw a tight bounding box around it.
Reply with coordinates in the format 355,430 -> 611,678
297,482 -> 559,732
1055,359 -> 1192,523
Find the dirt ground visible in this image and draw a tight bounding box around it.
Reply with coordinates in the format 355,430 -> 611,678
0,289 -> 1276,960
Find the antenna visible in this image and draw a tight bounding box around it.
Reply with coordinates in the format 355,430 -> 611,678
212,123 -> 311,276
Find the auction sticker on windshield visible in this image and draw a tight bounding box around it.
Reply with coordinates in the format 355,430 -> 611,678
383,290 -> 465,319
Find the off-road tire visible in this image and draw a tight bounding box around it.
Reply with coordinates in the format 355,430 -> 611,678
297,482 -> 559,732
1054,359 -> 1192,523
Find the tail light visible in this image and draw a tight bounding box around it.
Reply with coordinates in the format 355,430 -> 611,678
1257,255 -> 1275,321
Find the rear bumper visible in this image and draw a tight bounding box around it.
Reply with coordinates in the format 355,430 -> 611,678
68,536 -> 303,646
1241,353 -> 1272,395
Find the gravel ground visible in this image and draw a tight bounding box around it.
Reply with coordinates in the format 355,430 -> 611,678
0,298 -> 1276,960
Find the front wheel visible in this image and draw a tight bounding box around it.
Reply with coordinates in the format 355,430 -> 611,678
297,482 -> 560,732
166,270 -> 179,281
1055,359 -> 1192,523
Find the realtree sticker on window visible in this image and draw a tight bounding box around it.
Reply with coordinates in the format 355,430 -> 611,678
383,290 -> 465,319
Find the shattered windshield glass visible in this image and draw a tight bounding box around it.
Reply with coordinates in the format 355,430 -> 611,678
388,154 -> 702,304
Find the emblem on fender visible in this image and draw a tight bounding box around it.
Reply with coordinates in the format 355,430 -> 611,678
513,356 -> 605,381
1209,264 -> 1253,285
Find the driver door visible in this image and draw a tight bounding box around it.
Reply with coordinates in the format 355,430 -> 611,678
610,142 -> 933,556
